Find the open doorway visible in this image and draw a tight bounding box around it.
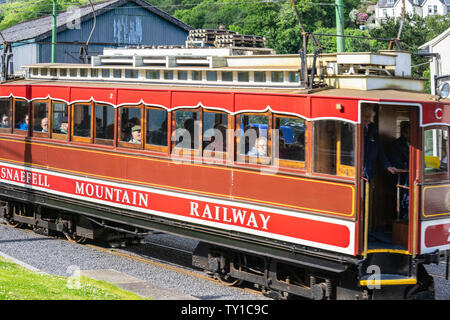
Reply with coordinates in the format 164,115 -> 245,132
362,103 -> 412,251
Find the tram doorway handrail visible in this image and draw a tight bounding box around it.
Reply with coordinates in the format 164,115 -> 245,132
362,176 -> 370,259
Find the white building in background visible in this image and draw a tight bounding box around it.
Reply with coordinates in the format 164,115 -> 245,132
418,27 -> 450,95
375,0 -> 449,22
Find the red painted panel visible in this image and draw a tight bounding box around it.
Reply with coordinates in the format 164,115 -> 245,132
232,169 -> 355,218
70,87 -> 116,105
171,90 -> 234,111
235,93 -> 309,117
425,223 -> 450,247
117,88 -> 170,107
0,84 -> 28,98
30,85 -> 70,102
422,102 -> 450,126
310,97 -> 359,122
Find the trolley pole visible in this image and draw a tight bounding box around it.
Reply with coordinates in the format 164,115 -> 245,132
335,0 -> 345,52
51,0 -> 57,63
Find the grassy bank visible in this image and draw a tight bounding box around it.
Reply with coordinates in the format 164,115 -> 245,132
0,257 -> 145,300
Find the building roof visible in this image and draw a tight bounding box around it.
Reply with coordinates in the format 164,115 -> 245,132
376,0 -> 426,7
1,0 -> 191,43
419,27 -> 450,50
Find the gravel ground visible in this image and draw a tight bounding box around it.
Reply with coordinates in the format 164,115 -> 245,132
0,224 -> 269,300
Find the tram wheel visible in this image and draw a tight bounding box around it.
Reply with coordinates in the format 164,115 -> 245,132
63,231 -> 87,244
4,218 -> 22,228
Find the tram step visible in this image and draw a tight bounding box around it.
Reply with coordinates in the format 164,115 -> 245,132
360,274 -> 417,287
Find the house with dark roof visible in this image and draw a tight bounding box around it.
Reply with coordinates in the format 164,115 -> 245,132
1,0 -> 191,73
375,0 -> 449,21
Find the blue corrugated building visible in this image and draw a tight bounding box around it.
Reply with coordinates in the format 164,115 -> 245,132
1,0 -> 191,73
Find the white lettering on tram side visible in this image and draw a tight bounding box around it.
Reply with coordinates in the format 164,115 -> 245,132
74,181 -> 149,207
1,167 -> 50,188
190,201 -> 271,230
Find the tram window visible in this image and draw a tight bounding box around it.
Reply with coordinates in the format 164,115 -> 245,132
238,114 -> 269,160
52,102 -> 69,136
40,68 -> 48,76
203,111 -> 228,156
14,100 -> 29,131
126,69 -> 139,79
274,116 -> 306,165
288,72 -> 300,83
222,71 -> 233,82
113,69 -> 122,79
33,102 -> 49,134
50,69 -> 57,77
102,69 -> 110,78
80,69 -> 88,77
173,110 -> 200,150
0,98 -> 11,130
73,104 -> 92,139
32,68 -> 38,76
164,70 -> 174,80
313,120 -> 355,177
146,108 -> 168,147
271,72 -> 284,83
60,69 -> 67,77
424,127 -> 448,175
254,72 -> 266,83
69,69 -> 77,77
95,104 -> 115,145
192,71 -> 202,81
178,71 -> 188,80
119,107 -> 142,145
91,69 -> 99,78
238,72 -> 249,82
206,71 -> 217,82
146,70 -> 159,80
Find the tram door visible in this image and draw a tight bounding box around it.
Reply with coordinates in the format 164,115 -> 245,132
362,103 -> 417,252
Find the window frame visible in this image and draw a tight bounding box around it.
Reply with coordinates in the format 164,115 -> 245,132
235,111 -> 272,165
202,109 -> 231,162
13,98 -> 30,136
0,97 -> 13,134
144,105 -> 170,153
32,99 -> 50,138
51,100 -> 70,141
171,107 -> 202,158
94,103 -> 116,147
273,114 -> 307,170
71,102 -> 93,144
423,125 -> 449,181
118,104 -> 144,150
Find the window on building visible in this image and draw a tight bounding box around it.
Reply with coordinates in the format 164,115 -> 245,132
0,98 -> 11,130
95,104 -> 115,145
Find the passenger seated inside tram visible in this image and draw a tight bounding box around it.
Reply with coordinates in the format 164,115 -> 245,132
128,125 -> 141,144
40,117 -> 49,132
205,124 -> 227,152
0,114 -> 9,128
287,133 -> 305,161
59,117 -> 68,134
247,137 -> 268,157
17,114 -> 29,130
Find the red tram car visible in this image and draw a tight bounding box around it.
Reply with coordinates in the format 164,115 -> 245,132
0,42 -> 449,299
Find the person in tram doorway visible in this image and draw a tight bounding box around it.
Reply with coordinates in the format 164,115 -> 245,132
362,105 -> 397,181
388,121 -> 410,220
